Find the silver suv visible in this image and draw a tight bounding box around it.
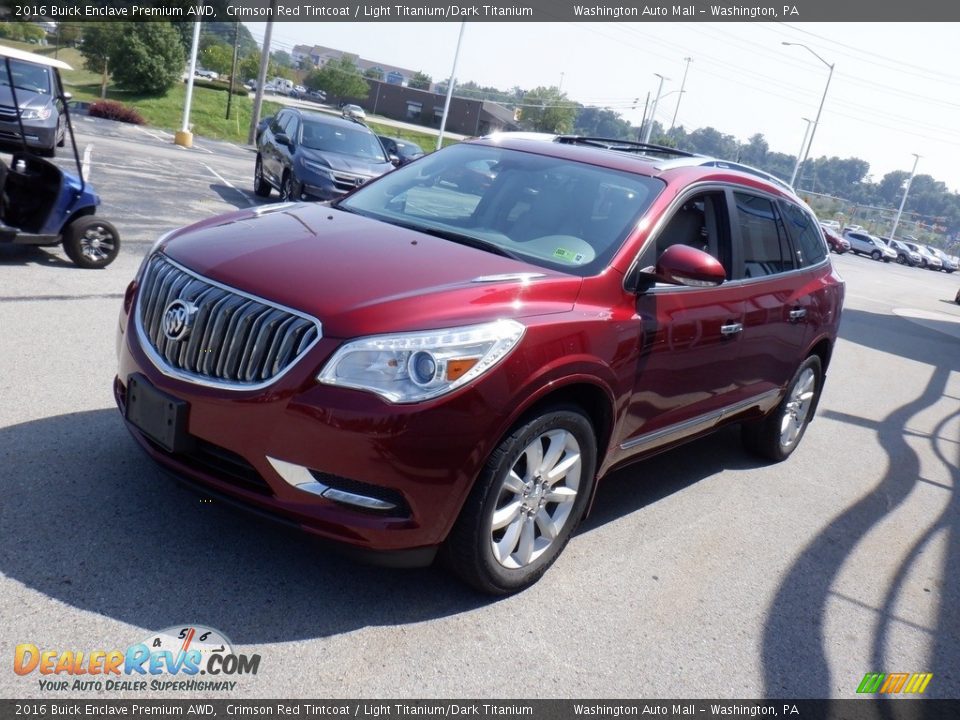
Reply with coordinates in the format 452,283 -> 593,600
843,230 -> 896,262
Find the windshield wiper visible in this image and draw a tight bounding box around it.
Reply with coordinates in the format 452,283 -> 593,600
333,206 -> 520,260
412,225 -> 521,260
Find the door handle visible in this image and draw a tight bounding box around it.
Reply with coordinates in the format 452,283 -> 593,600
720,322 -> 743,336
788,308 -> 807,322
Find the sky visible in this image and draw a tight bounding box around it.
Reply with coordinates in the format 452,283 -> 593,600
245,22 -> 960,193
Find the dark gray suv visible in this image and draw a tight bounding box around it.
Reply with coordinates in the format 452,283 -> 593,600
254,109 -> 393,202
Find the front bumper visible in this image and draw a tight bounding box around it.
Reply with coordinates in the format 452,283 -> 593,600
0,117 -> 57,150
115,307 -> 520,560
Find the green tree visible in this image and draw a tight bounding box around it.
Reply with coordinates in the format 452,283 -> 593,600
272,50 -> 293,69
574,107 -> 633,138
519,87 -> 577,133
79,23 -> 123,99
364,66 -> 385,81
110,23 -> 186,95
201,43 -> 233,77
409,71 -> 432,90
304,56 -> 369,100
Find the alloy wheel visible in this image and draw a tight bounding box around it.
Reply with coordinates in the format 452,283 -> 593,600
490,429 -> 582,569
780,367 -> 816,449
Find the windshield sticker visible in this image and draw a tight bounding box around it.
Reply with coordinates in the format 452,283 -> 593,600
553,248 -> 586,264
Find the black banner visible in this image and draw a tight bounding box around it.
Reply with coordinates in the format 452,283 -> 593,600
3,0 -> 960,23
2,700 -> 960,720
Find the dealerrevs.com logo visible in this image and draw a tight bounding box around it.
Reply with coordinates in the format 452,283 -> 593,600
13,625 -> 261,693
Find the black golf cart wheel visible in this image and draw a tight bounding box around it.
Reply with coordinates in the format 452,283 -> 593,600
444,405 -> 597,595
254,155 -> 271,198
63,216 -> 120,269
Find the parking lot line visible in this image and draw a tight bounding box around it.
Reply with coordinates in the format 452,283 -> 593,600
81,144 -> 93,182
135,127 -> 167,143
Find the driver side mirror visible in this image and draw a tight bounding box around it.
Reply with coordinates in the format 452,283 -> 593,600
389,154 -> 400,167
62,91 -> 73,102
275,132 -> 293,148
636,245 -> 726,291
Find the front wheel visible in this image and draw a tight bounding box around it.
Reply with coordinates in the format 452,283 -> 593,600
444,406 -> 597,595
871,250 -> 881,261
253,155 -> 271,198
279,172 -> 298,202
742,355 -> 822,462
62,216 -> 121,269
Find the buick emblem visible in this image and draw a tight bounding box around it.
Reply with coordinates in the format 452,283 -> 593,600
162,299 -> 198,342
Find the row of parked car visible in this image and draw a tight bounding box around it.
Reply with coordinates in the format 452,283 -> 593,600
820,223 -> 957,273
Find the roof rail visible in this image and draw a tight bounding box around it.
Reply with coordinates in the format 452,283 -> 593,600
555,136 -> 696,158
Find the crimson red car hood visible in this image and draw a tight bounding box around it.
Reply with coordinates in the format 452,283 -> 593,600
159,203 -> 582,338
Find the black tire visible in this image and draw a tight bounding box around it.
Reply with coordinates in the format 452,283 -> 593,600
742,355 -> 823,463
896,255 -> 905,264
955,288 -> 960,305
443,406 -> 597,595
253,155 -> 271,198
279,171 -> 296,202
871,250 -> 881,261
62,216 -> 120,269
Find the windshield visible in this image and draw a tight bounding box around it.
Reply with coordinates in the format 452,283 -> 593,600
300,119 -> 387,162
337,143 -> 664,276
0,59 -> 53,95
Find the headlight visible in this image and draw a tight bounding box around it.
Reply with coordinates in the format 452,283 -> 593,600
318,319 -> 525,403
301,159 -> 332,177
20,106 -> 52,121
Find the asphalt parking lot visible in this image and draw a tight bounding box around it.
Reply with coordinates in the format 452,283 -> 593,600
1,122 -> 958,700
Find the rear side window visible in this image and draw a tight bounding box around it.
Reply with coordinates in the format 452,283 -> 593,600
733,193 -> 795,278
780,201 -> 827,267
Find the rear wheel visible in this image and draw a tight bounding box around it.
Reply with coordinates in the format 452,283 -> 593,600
253,155 -> 271,198
62,216 -> 120,269
742,356 -> 822,462
871,249 -> 881,261
444,406 -> 597,595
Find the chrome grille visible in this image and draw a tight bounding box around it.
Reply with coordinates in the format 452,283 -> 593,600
136,255 -> 321,388
332,170 -> 370,193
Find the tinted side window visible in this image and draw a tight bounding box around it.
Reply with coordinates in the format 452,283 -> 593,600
270,112 -> 288,134
780,201 -> 827,267
733,192 -> 794,278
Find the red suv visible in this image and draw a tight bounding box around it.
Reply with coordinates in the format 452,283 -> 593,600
115,136 -> 844,594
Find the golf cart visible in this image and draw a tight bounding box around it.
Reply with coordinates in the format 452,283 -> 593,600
0,45 -> 119,268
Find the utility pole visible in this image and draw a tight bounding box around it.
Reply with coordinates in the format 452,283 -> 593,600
225,21 -> 240,120
247,3 -> 276,146
436,22 -> 466,151
642,73 -> 668,144
783,42 -> 834,189
789,118 -> 814,188
670,57 -> 691,130
638,92 -> 650,141
889,154 -> 921,241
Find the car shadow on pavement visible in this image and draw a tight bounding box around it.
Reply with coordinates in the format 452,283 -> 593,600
761,308 -> 959,698
0,408 -> 489,644
208,183 -> 260,210
583,424 -> 764,532
0,244 -> 73,268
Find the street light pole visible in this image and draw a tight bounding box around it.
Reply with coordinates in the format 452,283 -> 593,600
789,118 -> 814,188
783,42 -> 834,189
175,20 -> 202,149
642,73 -> 668,144
436,22 -> 466,151
889,154 -> 921,241
670,57 -> 692,130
